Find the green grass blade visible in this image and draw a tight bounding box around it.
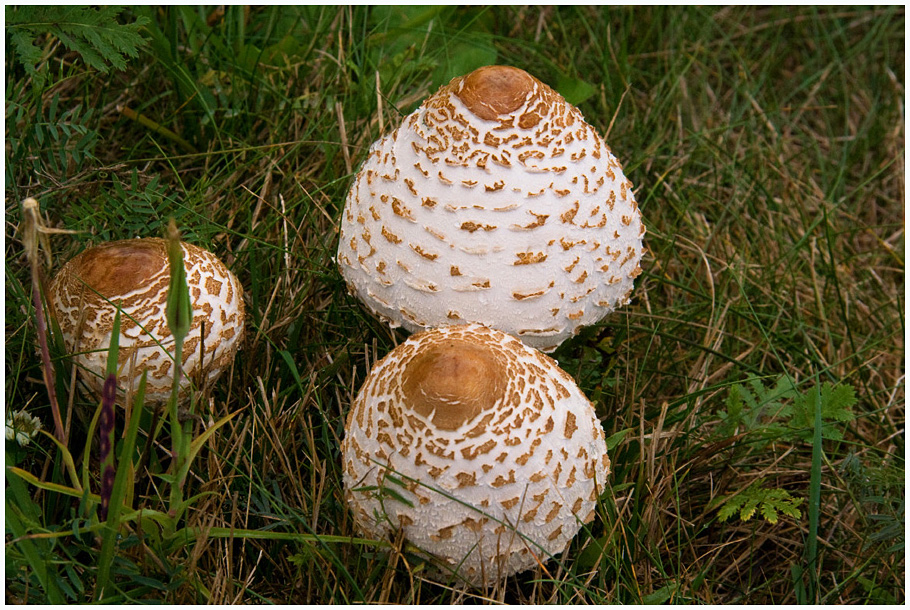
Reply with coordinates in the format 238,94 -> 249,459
164,219 -> 192,514
806,376 -> 824,603
105,305 -> 121,377
80,395 -> 103,496
173,408 -> 242,515
36,430 -> 82,492
8,467 -> 100,501
172,526 -> 389,548
165,220 -> 192,345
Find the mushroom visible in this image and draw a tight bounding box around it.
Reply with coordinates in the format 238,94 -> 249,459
48,238 -> 245,405
341,323 -> 610,587
337,65 -> 645,352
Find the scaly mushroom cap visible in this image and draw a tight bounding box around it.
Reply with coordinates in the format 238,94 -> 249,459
342,324 -> 610,586
337,65 -> 645,352
48,238 -> 245,404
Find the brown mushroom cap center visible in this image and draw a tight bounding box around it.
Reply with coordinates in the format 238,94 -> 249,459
454,65 -> 537,121
401,339 -> 507,431
74,240 -> 166,298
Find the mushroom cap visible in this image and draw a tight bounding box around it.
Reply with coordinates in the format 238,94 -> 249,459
48,238 -> 245,405
342,323 -> 610,586
337,65 -> 645,352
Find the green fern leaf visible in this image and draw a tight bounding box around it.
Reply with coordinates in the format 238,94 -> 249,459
715,375 -> 800,441
715,376 -> 856,445
740,501 -> 758,522
786,382 -> 856,441
821,383 -> 857,421
777,497 -> 804,520
5,6 -> 148,77
717,484 -> 804,524
717,496 -> 743,522
761,501 -> 780,524
7,28 -> 46,85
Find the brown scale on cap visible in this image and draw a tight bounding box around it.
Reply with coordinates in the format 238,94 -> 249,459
72,240 -> 164,299
454,65 -> 538,121
401,339 -> 506,430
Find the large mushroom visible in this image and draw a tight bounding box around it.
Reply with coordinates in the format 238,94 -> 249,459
48,238 -> 245,405
337,65 -> 645,352
342,323 -> 610,587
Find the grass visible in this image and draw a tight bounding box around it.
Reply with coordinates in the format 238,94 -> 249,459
4,5 -> 904,604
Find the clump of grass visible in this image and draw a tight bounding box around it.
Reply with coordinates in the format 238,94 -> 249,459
5,5 -> 904,604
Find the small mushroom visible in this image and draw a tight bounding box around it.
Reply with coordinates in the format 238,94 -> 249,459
48,238 -> 245,405
337,64 -> 645,352
342,323 -> 610,586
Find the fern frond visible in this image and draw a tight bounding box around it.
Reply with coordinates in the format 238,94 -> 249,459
8,28 -> 47,85
5,5 -> 148,79
715,376 -> 857,445
787,382 -> 857,441
717,484 -> 804,525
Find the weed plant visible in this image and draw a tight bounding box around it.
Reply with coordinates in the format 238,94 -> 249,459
5,5 -> 904,604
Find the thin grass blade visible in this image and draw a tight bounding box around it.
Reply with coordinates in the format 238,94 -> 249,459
8,467 -> 101,502
164,219 -> 193,514
36,430 -> 82,492
806,376 -> 823,603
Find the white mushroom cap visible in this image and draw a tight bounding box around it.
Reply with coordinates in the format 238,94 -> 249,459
342,323 -> 610,587
337,65 -> 645,352
48,238 -> 245,405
